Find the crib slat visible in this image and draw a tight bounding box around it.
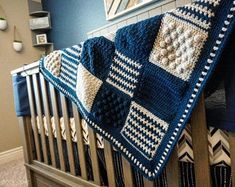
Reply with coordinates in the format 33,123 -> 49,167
32,74 -> 49,164
166,148 -> 180,187
229,132 -> 235,187
143,177 -> 154,187
39,74 -> 56,168
26,76 -> 42,162
191,96 -> 211,187
72,104 -> 88,180
60,94 -> 76,175
104,140 -> 116,187
88,126 -> 102,185
122,156 -> 134,187
49,84 -> 66,171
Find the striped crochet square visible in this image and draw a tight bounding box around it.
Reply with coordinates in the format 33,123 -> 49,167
106,50 -> 142,97
59,44 -> 83,90
121,102 -> 169,160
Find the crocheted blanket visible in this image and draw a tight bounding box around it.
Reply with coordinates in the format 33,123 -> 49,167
40,0 -> 235,179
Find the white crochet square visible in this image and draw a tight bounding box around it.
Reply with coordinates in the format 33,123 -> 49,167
121,101 -> 169,160
149,14 -> 208,81
76,64 -> 103,112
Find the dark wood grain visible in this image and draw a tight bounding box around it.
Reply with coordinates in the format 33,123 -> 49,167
28,160 -> 101,187
104,140 -> 116,187
49,84 -> 66,171
191,96 -> 211,187
229,132 -> 235,187
39,74 -> 56,167
122,156 -> 134,187
26,75 -> 42,162
72,104 -> 88,180
18,116 -> 35,186
32,74 -> 48,164
88,126 -> 101,185
166,148 -> 180,187
143,177 -> 155,187
60,94 -> 76,175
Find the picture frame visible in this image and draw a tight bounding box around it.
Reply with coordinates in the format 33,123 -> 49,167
36,34 -> 47,44
103,0 -> 157,20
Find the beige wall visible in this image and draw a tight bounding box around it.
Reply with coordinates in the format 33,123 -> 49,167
0,0 -> 44,152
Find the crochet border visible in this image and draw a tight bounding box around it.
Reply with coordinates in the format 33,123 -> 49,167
39,1 -> 235,180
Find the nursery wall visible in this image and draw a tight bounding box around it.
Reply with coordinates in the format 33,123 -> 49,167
43,0 -> 191,49
0,0 -> 44,152
43,0 -> 108,49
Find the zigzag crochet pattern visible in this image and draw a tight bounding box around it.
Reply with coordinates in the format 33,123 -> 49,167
40,0 -> 235,179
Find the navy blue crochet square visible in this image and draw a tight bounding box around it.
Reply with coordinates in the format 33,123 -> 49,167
81,37 -> 115,81
135,63 -> 188,122
91,85 -> 130,127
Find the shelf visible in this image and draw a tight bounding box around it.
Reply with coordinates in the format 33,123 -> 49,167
28,1 -> 53,54
33,43 -> 53,47
31,26 -> 52,31
30,11 -> 49,17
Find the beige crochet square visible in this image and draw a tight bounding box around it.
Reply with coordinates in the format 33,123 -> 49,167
76,64 -> 103,112
44,50 -> 61,77
149,14 -> 208,81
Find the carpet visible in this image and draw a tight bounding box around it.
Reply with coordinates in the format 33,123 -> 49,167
0,157 -> 27,187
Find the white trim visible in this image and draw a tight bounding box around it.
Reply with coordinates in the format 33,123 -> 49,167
0,146 -> 24,165
11,61 -> 40,76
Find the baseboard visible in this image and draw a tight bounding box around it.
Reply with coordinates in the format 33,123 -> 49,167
0,146 -> 23,165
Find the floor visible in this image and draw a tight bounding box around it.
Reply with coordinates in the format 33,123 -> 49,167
0,157 -> 28,187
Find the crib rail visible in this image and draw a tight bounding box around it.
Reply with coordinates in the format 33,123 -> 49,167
12,63 -> 235,187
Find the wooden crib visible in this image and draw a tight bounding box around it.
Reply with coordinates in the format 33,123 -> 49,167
11,61 -> 235,187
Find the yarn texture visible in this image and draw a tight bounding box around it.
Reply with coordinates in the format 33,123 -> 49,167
40,0 -> 235,179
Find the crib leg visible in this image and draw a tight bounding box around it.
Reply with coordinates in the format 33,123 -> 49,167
122,156 -> 134,187
166,148 -> 180,187
229,132 -> 235,187
191,96 -> 211,187
143,177 -> 154,187
18,116 -> 35,187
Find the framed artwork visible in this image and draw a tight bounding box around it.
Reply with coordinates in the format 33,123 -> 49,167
36,34 -> 47,44
104,0 -> 157,20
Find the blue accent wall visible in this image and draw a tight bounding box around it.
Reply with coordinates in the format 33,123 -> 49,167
43,0 -> 109,49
